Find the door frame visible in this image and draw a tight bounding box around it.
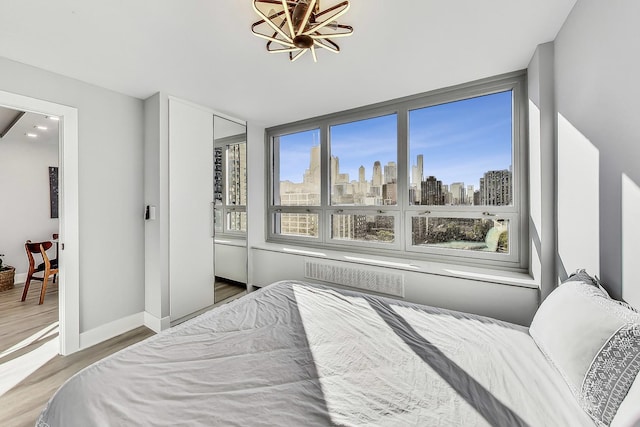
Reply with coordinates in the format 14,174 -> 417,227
0,90 -> 80,355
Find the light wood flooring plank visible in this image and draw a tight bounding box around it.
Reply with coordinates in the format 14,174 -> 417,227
0,282 -> 153,427
214,278 -> 246,303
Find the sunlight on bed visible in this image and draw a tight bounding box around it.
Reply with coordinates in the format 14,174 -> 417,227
292,283 -> 588,426
0,322 -> 59,396
292,284 -> 480,426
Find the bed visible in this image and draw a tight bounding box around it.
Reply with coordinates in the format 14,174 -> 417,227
37,277 -> 640,426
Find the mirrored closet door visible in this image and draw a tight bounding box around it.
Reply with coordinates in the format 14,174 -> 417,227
213,115 -> 247,303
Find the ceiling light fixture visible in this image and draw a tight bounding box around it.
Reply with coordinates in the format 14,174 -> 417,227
35,125 -> 48,130
46,116 -> 60,121
26,133 -> 37,138
251,0 -> 353,63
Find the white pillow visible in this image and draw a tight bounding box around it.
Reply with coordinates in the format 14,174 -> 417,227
530,278 -> 640,426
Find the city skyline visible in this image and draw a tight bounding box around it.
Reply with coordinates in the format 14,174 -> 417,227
278,90 -> 513,190
278,141 -> 512,207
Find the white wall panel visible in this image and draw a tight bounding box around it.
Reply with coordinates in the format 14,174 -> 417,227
214,242 -> 247,288
168,98 -> 215,320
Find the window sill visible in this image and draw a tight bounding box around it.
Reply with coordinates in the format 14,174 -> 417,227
214,237 -> 246,247
250,242 -> 538,290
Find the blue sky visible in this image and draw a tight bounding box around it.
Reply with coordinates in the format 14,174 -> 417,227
279,91 -> 513,189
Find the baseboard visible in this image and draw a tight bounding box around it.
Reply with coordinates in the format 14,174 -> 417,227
144,312 -> 171,333
79,312 -> 145,350
14,273 -> 27,286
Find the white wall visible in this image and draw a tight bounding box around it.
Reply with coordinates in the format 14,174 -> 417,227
246,122 -> 266,293
0,134 -> 59,276
0,56 -> 145,333
144,92 -> 170,328
554,1 -> 640,305
527,43 -> 556,300
215,242 -> 247,285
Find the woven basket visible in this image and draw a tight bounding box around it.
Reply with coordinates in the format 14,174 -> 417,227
0,267 -> 15,292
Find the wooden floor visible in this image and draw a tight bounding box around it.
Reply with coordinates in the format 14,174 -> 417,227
0,281 -> 154,427
214,277 -> 246,303
0,279 -> 246,426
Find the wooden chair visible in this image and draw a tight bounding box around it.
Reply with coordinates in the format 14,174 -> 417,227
21,240 -> 59,305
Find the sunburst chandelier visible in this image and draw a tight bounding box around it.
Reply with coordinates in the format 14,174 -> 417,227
251,0 -> 353,63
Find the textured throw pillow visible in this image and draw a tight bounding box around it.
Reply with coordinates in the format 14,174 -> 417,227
530,277 -> 640,426
566,269 -> 639,313
565,268 -> 603,288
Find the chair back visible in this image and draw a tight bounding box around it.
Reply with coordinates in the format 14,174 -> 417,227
25,240 -> 54,268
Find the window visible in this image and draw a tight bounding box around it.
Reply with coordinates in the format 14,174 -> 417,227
267,72 -> 527,269
214,137 -> 247,236
330,114 -> 397,207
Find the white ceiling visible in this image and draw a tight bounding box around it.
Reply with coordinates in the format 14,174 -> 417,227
0,106 -> 59,145
0,1 -> 576,127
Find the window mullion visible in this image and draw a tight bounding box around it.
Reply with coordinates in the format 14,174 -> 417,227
320,123 -> 330,244
397,106 -> 408,251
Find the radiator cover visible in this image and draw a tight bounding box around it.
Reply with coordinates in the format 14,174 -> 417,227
304,259 -> 405,298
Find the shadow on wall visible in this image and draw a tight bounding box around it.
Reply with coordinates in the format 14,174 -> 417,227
556,111 -> 640,307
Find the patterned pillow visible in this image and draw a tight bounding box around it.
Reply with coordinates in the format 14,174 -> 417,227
530,279 -> 640,426
565,269 -> 639,313
565,269 -> 602,288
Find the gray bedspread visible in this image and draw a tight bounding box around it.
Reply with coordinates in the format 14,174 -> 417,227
37,281 -> 594,426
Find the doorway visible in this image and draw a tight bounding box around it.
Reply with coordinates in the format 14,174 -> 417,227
0,90 -> 79,356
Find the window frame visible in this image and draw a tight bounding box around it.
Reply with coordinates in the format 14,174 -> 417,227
266,71 -> 528,271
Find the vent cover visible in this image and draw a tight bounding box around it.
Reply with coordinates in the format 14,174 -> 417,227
304,259 -> 404,297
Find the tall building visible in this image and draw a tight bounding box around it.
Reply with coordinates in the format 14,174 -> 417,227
473,190 -> 481,205
333,214 -> 370,241
384,161 -> 397,184
409,187 -> 417,205
359,165 -> 365,183
421,176 -> 444,205
411,155 -> 424,204
450,182 -> 465,205
279,145 -> 323,236
227,142 -> 247,231
279,191 -> 320,237
304,145 -> 321,185
227,143 -> 247,205
481,169 -> 512,205
467,185 -> 475,205
337,173 -> 350,184
382,180 -> 397,205
331,155 -> 339,185
372,161 -> 382,186
280,211 -> 318,237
